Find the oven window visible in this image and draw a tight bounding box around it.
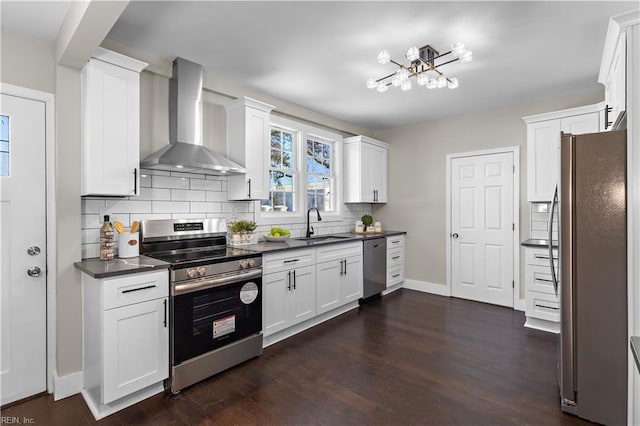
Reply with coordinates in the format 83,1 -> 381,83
173,278 -> 262,365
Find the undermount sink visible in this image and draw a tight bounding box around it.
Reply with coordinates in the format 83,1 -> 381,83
294,235 -> 352,243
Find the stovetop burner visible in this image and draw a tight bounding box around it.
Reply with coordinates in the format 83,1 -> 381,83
149,246 -> 260,266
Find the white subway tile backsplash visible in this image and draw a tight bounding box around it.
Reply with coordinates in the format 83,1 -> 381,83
530,202 -> 557,240
80,169 -> 372,259
191,179 -> 223,191
152,201 -> 190,214
532,221 -> 548,231
190,202 -> 223,213
171,189 -> 206,202
152,175 -> 190,189
138,187 -> 171,201
531,203 -> 549,213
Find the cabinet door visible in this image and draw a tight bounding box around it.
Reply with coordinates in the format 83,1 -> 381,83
371,145 -> 388,203
341,256 -> 363,303
527,120 -> 561,202
561,113 -> 599,135
103,298 -> 168,404
263,271 -> 290,337
243,107 -> 270,200
360,143 -> 375,202
316,260 -> 341,315
290,265 -> 316,325
82,59 -> 140,196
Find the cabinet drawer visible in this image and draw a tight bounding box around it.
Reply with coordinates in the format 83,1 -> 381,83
387,247 -> 404,268
387,266 -> 405,287
263,248 -> 316,275
316,241 -> 362,264
103,270 -> 169,310
525,247 -> 558,267
387,235 -> 405,250
526,291 -> 560,322
526,265 -> 557,295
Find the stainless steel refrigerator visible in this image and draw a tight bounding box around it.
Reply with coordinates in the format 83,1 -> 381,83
549,130 -> 627,425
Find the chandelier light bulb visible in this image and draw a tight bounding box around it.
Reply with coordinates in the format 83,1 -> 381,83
398,68 -> 409,81
376,82 -> 389,92
459,50 -> 473,63
377,50 -> 391,64
406,46 -> 419,61
426,77 -> 437,89
417,73 -> 428,86
367,78 -> 377,89
447,77 -> 459,89
438,75 -> 447,88
401,80 -> 412,91
451,42 -> 467,58
391,74 -> 402,87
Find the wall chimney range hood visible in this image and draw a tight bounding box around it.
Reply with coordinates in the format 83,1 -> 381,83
140,57 -> 245,175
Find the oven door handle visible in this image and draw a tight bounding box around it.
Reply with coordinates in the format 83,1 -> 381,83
172,269 -> 262,296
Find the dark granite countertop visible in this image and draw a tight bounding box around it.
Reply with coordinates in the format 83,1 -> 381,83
632,337 -> 640,372
74,255 -> 170,279
238,231 -> 406,254
521,239 -> 558,248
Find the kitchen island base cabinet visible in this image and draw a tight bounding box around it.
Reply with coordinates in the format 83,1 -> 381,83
82,270 -> 168,420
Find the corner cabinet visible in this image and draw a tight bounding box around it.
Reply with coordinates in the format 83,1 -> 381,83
523,103 -> 602,202
344,136 -> 389,203
82,270 -> 168,419
225,97 -> 275,200
81,48 -> 148,196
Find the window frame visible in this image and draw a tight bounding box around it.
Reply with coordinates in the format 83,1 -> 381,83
256,114 -> 343,226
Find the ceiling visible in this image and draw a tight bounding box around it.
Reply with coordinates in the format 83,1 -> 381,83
2,1 -> 636,131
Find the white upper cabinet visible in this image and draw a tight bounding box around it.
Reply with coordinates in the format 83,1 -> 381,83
225,97 -> 275,200
599,17 -> 629,130
81,48 -> 147,196
344,135 -> 388,203
523,103 -> 602,202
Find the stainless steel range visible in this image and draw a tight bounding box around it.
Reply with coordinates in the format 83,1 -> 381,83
139,219 -> 263,394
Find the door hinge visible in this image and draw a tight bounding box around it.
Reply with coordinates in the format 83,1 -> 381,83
512,280 -> 515,288
513,165 -> 515,173
512,223 -> 515,231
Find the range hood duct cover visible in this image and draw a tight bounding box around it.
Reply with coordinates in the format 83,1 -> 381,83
140,57 -> 245,175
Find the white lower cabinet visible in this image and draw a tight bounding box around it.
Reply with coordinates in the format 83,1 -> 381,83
82,270 -> 168,419
386,235 -> 406,288
316,242 -> 363,315
263,242 -> 363,344
524,247 -> 560,333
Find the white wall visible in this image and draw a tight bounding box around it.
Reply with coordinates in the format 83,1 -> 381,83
372,89 -> 603,298
0,31 -> 55,93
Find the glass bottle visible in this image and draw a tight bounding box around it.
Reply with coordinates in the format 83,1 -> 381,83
99,215 -> 114,261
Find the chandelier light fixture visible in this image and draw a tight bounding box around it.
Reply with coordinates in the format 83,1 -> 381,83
367,42 -> 472,92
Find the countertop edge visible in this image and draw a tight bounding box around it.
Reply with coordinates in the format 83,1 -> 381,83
74,255 -> 170,279
632,337 -> 640,372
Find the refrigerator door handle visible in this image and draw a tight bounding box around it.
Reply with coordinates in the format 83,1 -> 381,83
548,185 -> 559,296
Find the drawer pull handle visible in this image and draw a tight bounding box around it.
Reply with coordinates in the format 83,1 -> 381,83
392,256 -> 401,260
535,303 -> 559,310
121,284 -> 156,294
392,241 -> 400,244
163,299 -> 167,327
392,274 -> 401,278
534,255 -> 558,260
535,278 -> 554,283
283,259 -> 300,264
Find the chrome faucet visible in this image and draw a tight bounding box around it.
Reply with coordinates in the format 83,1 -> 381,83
306,207 -> 322,238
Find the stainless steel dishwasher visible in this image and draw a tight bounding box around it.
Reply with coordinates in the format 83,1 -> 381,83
362,237 -> 387,300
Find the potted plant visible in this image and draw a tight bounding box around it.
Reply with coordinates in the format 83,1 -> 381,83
229,220 -> 257,244
361,214 -> 374,232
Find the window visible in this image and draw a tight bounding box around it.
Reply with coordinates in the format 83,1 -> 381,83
261,127 -> 297,212
306,137 -> 334,212
0,115 -> 9,177
258,115 -> 342,224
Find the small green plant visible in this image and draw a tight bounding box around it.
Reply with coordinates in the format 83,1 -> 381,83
361,214 -> 374,227
229,220 -> 257,233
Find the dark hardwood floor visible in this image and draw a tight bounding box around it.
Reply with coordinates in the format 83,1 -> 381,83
2,289 -> 593,425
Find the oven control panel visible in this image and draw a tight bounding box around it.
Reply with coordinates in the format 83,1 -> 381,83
172,256 -> 263,283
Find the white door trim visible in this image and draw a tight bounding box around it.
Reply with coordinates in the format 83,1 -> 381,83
446,146 -> 521,309
0,83 -> 56,394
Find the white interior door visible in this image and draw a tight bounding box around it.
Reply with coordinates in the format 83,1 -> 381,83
451,152 -> 514,307
0,93 -> 47,405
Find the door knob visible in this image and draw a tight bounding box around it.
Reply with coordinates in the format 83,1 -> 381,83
27,266 -> 41,277
27,246 -> 41,256
451,233 -> 459,239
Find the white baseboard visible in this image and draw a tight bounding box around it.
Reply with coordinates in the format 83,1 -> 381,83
514,299 -> 526,312
403,279 -> 449,296
53,370 -> 83,401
